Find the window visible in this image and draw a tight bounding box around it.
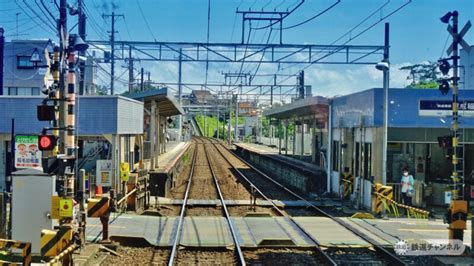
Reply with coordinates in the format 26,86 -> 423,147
6,87 -> 40,96
332,140 -> 339,171
17,56 -> 35,69
7,87 -> 17,95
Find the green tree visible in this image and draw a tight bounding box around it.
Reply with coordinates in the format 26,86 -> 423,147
399,61 -> 440,89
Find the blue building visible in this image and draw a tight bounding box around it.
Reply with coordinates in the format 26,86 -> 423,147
329,88 -> 474,207
0,95 -> 144,192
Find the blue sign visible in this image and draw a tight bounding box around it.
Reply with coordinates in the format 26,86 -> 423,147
419,100 -> 474,117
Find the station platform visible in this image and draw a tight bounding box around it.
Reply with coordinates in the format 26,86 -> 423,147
149,197 -> 342,208
234,142 -> 324,175
86,215 -> 472,249
154,141 -> 191,173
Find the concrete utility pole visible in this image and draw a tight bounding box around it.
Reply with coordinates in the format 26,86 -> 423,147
140,67 -> 144,91
0,27 -> 4,95
178,49 -> 182,141
78,0 -> 86,95
128,46 -> 134,93
103,12 -> 124,95
59,0 -> 68,154
234,92 -> 239,142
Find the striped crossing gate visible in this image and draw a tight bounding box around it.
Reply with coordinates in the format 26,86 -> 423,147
0,239 -> 32,265
40,225 -> 73,258
342,174 -> 354,199
372,183 -> 393,214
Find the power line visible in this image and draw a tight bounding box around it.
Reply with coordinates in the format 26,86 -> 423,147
251,0 -> 304,30
275,0 -> 412,88
280,0 -> 341,30
136,0 -> 157,41
204,0 -> 211,86
14,0 -> 56,35
22,0 -> 56,32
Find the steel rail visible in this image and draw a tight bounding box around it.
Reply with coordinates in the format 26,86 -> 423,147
168,143 -> 198,266
218,141 -> 407,266
203,142 -> 246,266
209,140 -> 337,266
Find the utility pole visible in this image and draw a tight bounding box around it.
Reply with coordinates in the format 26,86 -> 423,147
78,0 -> 86,95
59,0 -> 68,154
128,46 -> 134,93
0,27 -> 4,95
140,67 -> 144,91
234,89 -> 239,142
102,12 -> 124,95
178,48 -> 182,141
438,11 -> 471,242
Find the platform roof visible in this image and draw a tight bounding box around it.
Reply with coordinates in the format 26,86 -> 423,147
125,88 -> 184,117
263,96 -> 329,120
0,96 -> 143,135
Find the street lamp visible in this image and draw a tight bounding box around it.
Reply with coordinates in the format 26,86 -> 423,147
29,48 -> 42,67
376,59 -> 390,186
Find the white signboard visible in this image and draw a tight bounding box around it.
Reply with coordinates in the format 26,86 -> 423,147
96,160 -> 112,186
15,135 -> 42,169
419,100 -> 474,117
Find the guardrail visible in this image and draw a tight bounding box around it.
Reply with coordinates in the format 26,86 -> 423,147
0,239 -> 31,265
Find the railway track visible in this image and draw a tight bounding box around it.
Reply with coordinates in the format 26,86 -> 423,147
207,138 -> 407,266
168,137 -> 245,265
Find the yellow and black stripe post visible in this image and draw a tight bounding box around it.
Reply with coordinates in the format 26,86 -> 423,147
372,183 -> 393,215
40,226 -> 73,258
0,239 -> 32,265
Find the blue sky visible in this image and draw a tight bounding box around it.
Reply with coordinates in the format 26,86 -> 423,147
0,0 -> 473,99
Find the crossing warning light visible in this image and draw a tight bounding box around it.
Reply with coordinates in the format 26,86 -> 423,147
38,135 -> 57,150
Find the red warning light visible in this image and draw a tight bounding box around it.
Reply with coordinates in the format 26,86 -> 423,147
38,135 -> 57,150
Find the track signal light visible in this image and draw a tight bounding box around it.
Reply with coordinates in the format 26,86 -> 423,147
38,135 -> 57,151
440,11 -> 453,24
37,104 -> 56,121
439,59 -> 451,75
438,135 -> 453,149
438,79 -> 450,95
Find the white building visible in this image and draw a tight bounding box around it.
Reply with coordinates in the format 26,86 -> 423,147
461,45 -> 474,90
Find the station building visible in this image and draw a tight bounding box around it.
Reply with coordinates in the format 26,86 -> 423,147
0,92 -> 183,194
329,88 -> 474,208
259,87 -> 474,208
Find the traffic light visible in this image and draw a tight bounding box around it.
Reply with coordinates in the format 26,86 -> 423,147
438,59 -> 451,75
38,135 -> 57,150
438,79 -> 450,95
438,135 -> 453,149
37,104 -> 56,121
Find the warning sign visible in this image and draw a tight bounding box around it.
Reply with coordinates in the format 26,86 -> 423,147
120,162 -> 130,182
51,196 -> 60,219
59,199 -> 73,218
15,135 -> 42,169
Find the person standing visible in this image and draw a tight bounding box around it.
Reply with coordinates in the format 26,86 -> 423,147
401,169 -> 415,206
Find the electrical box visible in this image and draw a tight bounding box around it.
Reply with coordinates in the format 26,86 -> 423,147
12,169 -> 56,254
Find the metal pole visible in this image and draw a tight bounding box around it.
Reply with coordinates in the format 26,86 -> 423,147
110,12 -> 115,95
78,0 -> 86,95
140,67 -> 144,91
382,23 -> 389,186
128,46 -> 133,93
327,100 -> 333,193
452,12 -> 460,200
0,27 -> 4,95
178,49 -> 182,141
235,93 -> 239,142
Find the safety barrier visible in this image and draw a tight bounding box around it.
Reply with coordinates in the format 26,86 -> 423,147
45,243 -> 77,266
374,191 -> 430,219
0,239 -> 32,265
342,177 -> 354,199
372,183 -> 393,214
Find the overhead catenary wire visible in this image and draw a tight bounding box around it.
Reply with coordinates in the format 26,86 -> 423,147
269,0 -> 410,92
279,0 -> 341,30
136,0 -> 158,41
